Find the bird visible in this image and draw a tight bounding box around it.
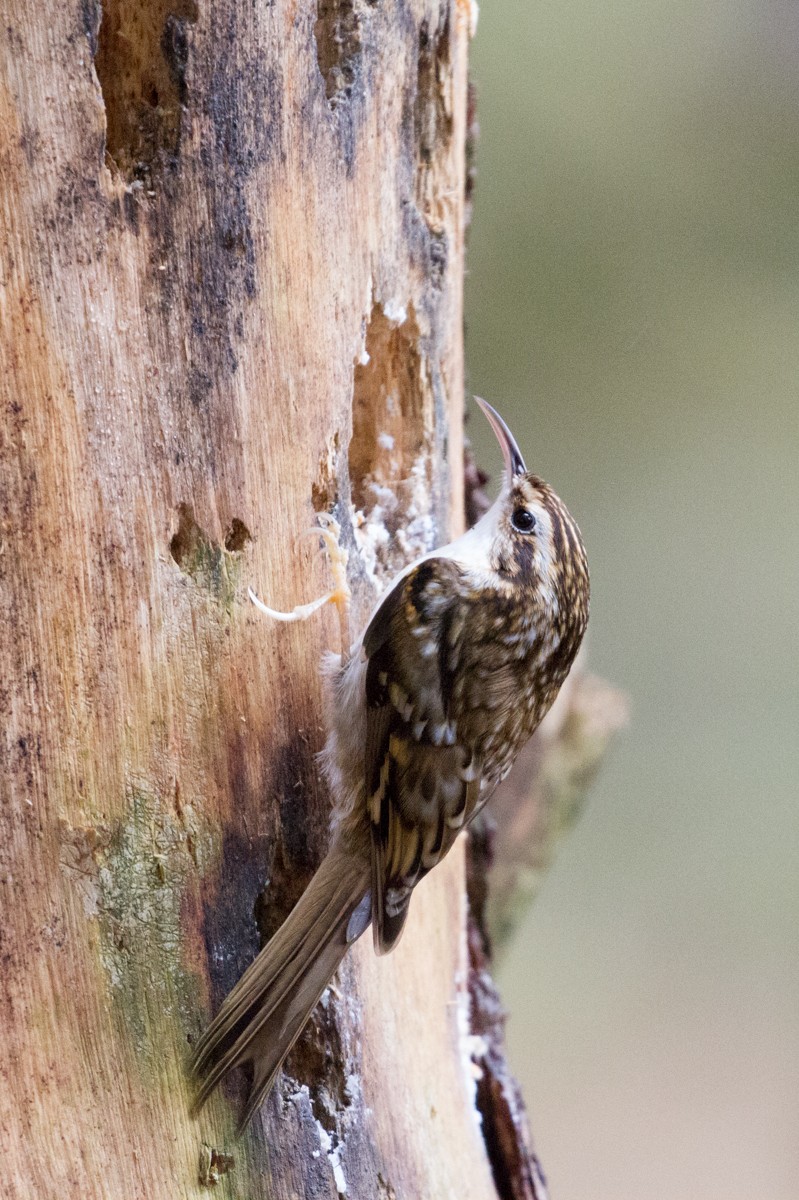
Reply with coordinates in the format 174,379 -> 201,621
191,396 -> 590,1130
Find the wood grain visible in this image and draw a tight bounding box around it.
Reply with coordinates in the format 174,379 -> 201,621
0,1 -> 488,1196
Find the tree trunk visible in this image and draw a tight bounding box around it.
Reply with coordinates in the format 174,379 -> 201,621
1,1 -> 627,1195
0,0 -> 513,1196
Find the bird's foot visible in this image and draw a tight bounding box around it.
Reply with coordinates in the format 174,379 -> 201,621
248,514 -> 352,659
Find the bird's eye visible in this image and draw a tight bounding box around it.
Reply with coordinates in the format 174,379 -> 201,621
511,507 -> 536,534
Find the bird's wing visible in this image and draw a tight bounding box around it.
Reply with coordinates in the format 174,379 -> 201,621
363,558 -> 483,953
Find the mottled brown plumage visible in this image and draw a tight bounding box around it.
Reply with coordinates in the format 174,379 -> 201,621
192,398 -> 590,1128
358,469 -> 589,951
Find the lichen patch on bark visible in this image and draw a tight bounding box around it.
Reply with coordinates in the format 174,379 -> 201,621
78,788 -> 210,1077
169,504 -> 248,612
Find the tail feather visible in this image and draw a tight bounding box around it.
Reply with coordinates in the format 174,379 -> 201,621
192,842 -> 369,1129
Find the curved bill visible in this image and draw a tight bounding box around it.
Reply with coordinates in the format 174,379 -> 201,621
474,396 -> 527,477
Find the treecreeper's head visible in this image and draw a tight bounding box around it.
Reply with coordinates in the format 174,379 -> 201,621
474,395 -> 590,637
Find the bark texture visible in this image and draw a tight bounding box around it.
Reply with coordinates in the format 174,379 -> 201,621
0,0 -> 494,1196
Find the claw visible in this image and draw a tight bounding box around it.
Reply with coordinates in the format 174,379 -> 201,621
247,586 -> 336,623
248,516 -> 352,660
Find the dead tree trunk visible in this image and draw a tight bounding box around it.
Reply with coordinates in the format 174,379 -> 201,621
0,0 -> 512,1196
1,0 -> 628,1194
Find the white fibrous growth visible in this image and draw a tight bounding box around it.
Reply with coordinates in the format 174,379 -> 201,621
455,961 -> 486,1131
351,504 -> 391,587
381,298 -> 407,326
351,452 -> 437,588
315,1122 -> 348,1196
393,454 -> 437,562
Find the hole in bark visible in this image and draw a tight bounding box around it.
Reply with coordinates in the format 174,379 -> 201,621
314,0 -> 362,107
169,504 -> 243,609
224,518 -> 251,553
349,303 -> 425,512
198,1145 -> 235,1187
348,302 -> 435,577
169,502 -> 202,568
94,0 -> 198,180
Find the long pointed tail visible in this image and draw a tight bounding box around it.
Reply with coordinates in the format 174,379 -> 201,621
192,842 -> 370,1130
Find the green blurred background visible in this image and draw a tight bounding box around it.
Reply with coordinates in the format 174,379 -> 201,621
464,1 -> 799,1197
